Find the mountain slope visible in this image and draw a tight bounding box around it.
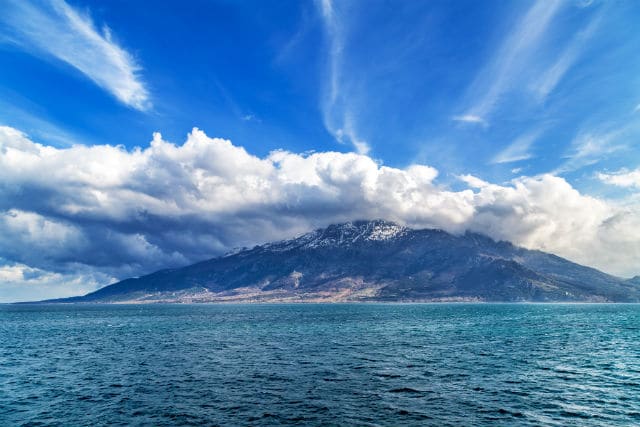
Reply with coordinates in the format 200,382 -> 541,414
51,220 -> 640,303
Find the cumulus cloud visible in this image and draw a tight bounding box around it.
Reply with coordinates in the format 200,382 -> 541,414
0,0 -> 150,110
1,125 -> 640,301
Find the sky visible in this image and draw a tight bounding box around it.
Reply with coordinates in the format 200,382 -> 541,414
1,0 -> 639,302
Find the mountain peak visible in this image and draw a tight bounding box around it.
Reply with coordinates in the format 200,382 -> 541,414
323,220 -> 407,241
264,220 -> 408,252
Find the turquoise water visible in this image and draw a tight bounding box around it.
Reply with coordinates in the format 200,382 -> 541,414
1,304 -> 639,426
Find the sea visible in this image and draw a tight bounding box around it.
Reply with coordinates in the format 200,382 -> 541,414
1,303 -> 639,426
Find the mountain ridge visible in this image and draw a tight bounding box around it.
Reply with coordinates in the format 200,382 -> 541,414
45,220 -> 640,303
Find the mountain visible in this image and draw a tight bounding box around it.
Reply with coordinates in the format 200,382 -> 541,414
627,276 -> 640,286
49,220 -> 640,303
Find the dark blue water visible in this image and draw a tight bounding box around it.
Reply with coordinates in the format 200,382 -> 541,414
1,304 -> 639,426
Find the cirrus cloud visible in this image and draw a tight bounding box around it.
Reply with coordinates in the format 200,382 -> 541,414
0,0 -> 150,110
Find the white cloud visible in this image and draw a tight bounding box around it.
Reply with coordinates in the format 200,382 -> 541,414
452,115 -> 488,127
1,125 -> 640,301
457,2 -> 603,126
1,0 -> 150,110
491,132 -> 539,164
533,14 -> 601,100
598,168 -> 640,188
458,174 -> 490,189
458,0 -> 563,123
334,111 -> 370,155
555,128 -> 625,173
316,0 -> 371,155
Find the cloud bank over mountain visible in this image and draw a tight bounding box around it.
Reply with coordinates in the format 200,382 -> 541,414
1,125 -> 638,301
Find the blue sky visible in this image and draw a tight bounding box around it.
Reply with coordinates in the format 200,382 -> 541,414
1,0 -> 640,301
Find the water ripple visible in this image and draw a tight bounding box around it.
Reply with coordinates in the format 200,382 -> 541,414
1,303 -> 639,426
